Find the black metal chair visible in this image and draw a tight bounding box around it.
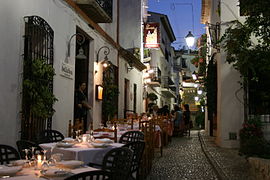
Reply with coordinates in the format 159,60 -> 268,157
88,147 -> 133,180
123,141 -> 145,180
64,170 -> 112,180
16,140 -> 43,159
0,144 -> 20,165
103,147 -> 133,180
37,129 -> 64,144
119,131 -> 144,144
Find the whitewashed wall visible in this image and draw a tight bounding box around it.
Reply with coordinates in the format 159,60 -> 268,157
119,0 -> 142,50
118,0 -> 144,117
118,59 -> 144,117
216,0 -> 246,148
0,0 -> 118,146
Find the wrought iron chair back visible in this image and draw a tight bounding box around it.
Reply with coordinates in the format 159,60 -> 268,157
0,144 -> 20,165
102,147 -> 133,180
16,140 -> 43,159
38,129 -> 64,144
123,141 -> 145,180
119,131 -> 144,144
64,170 -> 112,180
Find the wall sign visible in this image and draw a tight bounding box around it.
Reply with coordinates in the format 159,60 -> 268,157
60,62 -> 74,79
144,23 -> 160,48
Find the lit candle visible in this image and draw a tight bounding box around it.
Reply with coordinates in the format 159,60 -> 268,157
82,136 -> 87,143
37,155 -> 42,169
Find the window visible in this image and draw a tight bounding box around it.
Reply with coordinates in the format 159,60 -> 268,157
181,58 -> 187,68
22,16 -> 54,140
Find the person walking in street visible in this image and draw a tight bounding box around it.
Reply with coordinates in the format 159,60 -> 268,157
173,105 -> 183,136
183,104 -> 191,136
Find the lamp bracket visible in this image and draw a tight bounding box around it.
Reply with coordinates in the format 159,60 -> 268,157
67,33 -> 85,58
206,23 -> 220,51
96,46 -> 110,63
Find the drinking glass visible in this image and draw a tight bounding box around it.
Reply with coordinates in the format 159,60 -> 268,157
106,121 -> 112,129
30,147 -> 36,162
99,123 -> 104,129
51,153 -> 63,163
23,149 -> 29,160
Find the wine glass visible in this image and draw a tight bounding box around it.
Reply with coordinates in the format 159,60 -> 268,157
99,123 -> 104,129
23,149 -> 29,160
30,147 -> 36,162
41,150 -> 49,170
43,150 -> 48,161
75,130 -> 79,141
106,121 -> 112,129
51,143 -> 56,154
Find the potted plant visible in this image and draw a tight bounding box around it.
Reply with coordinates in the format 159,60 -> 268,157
239,117 -> 270,158
102,83 -> 119,121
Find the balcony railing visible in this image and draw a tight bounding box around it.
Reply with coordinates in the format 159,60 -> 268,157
160,76 -> 176,98
145,67 -> 161,87
161,76 -> 175,88
75,0 -> 112,23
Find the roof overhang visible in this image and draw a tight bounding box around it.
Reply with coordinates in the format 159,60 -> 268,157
201,0 -> 211,24
119,48 -> 146,71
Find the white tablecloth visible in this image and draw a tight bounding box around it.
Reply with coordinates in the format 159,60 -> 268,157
5,166 -> 98,180
40,142 -> 124,165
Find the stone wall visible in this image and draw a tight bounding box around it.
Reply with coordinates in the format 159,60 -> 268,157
249,157 -> 270,180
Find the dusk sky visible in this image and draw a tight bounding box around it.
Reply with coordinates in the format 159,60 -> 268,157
148,0 -> 205,49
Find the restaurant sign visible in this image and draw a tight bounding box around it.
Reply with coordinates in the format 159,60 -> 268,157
60,62 -> 74,79
144,23 -> 160,48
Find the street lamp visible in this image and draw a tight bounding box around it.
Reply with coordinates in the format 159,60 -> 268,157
95,46 -> 110,73
67,33 -> 87,62
185,31 -> 195,48
96,46 -> 110,64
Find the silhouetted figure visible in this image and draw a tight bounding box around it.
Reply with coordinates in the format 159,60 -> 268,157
74,82 -> 92,131
183,104 -> 191,136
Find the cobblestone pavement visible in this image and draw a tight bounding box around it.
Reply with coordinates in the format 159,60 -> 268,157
199,131 -> 253,180
147,130 -> 218,180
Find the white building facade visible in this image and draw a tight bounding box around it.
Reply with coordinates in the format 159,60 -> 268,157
144,12 -> 177,111
201,0 -> 246,148
0,0 -> 146,147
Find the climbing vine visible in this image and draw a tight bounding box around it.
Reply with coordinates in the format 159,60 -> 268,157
23,59 -> 57,118
221,0 -> 270,115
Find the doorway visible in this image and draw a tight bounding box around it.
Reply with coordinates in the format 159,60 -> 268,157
124,79 -> 130,117
74,28 -> 90,132
133,83 -> 137,114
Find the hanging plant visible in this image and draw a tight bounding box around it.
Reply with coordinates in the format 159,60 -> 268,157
102,84 -> 119,121
221,1 -> 270,116
23,59 -> 57,118
191,56 -> 199,66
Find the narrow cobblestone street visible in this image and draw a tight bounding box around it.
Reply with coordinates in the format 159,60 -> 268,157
147,130 -> 218,180
199,131 -> 252,180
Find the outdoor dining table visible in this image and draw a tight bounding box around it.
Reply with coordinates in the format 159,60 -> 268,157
39,142 -> 124,165
2,166 -> 98,180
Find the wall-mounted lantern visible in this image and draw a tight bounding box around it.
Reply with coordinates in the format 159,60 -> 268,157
96,85 -> 103,100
